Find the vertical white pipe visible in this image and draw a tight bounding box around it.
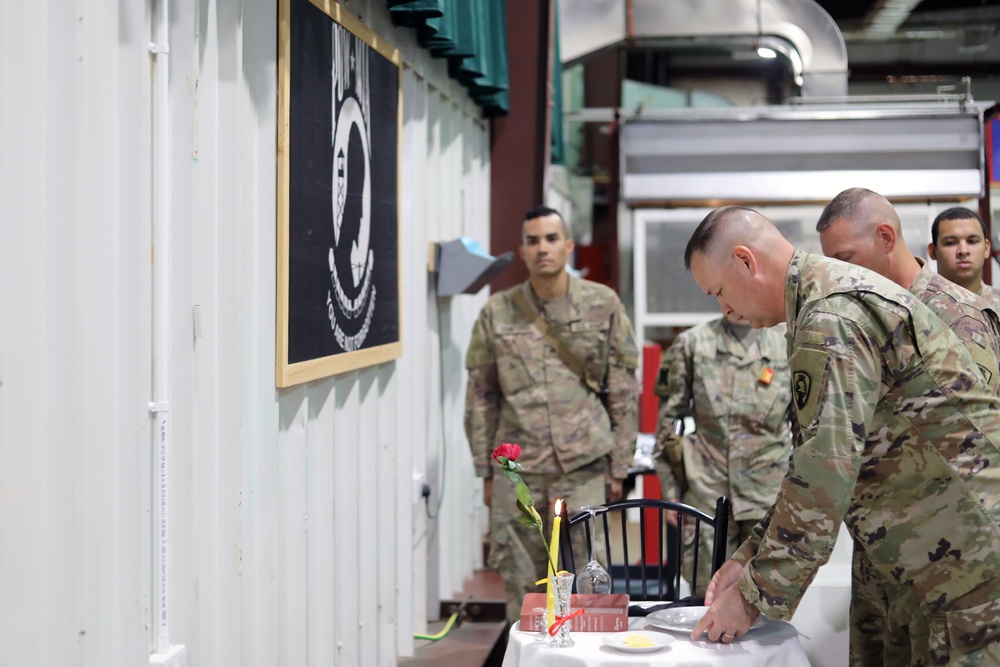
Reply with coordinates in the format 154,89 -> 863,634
148,0 -> 171,655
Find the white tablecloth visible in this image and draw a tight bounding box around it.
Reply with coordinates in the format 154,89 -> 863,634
502,614 -> 811,667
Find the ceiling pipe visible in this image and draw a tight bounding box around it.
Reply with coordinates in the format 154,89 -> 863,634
558,0 -> 848,97
858,0 -> 923,41
841,6 -> 1000,44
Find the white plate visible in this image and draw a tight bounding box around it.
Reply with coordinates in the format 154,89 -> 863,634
601,631 -> 674,653
646,606 -> 766,635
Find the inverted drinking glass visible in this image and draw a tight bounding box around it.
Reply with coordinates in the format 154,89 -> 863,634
575,505 -> 611,595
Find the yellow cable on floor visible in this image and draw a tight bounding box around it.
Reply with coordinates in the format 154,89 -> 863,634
413,612 -> 460,641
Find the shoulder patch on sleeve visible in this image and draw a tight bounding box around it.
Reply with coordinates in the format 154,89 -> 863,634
620,331 -> 639,368
617,315 -> 639,368
790,347 -> 830,428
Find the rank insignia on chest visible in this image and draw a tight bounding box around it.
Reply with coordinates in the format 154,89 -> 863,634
759,367 -> 774,385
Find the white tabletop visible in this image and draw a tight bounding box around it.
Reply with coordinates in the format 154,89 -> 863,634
502,614 -> 811,667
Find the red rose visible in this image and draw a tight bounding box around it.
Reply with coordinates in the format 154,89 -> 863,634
492,443 -> 521,462
490,441 -> 554,573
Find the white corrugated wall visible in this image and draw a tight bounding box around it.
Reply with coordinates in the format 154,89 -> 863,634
0,0 -> 490,665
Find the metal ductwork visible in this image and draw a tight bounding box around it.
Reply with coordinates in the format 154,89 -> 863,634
558,0 -> 849,97
620,101 -> 992,205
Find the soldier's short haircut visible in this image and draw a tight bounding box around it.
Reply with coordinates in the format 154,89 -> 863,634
930,207 -> 986,246
684,205 -> 758,269
816,187 -> 874,232
525,205 -> 561,222
522,205 -> 570,240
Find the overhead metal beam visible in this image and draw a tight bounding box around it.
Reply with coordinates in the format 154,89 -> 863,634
858,0 -> 922,40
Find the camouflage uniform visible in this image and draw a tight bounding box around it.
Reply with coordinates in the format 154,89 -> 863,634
852,258 -> 1000,666
729,250 -> 1000,666
909,259 -> 1000,392
978,281 -> 1000,309
652,317 -> 792,595
464,276 -> 639,620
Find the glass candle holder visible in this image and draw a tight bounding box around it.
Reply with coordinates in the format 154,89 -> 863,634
549,572 -> 576,648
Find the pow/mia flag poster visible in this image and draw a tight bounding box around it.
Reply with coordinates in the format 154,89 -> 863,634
277,0 -> 402,387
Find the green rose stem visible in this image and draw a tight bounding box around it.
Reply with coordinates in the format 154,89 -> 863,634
496,455 -> 558,576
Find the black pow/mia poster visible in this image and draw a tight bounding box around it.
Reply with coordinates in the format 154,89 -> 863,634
277,0 -> 402,387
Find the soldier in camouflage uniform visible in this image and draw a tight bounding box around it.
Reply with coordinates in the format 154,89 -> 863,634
981,281 -> 1000,305
819,188 -> 1000,393
818,188 -> 1000,666
683,206 -> 1000,666
464,206 -> 639,622
653,313 -> 792,596
928,207 -> 1000,307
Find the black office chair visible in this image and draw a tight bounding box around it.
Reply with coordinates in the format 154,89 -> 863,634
559,496 -> 731,602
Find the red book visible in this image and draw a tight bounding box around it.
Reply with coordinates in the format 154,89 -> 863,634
519,593 -> 630,632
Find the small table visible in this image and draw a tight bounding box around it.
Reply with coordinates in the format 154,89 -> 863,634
502,615 -> 811,667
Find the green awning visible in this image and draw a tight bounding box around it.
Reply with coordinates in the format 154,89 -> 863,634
386,0 -> 443,24
389,0 -> 509,116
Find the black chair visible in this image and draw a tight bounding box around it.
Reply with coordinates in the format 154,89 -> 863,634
558,496 -> 731,602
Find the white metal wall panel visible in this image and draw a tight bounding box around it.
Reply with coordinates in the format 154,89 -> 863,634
306,377 -> 338,665
376,364 -> 401,665
423,85 -> 446,622
398,65 -> 429,653
0,1 -> 490,666
408,75 -> 492,620
331,378 -> 363,667
0,1 -> 152,666
432,95 -> 468,607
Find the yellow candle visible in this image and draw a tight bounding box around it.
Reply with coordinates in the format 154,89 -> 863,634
546,499 -> 563,624
549,499 -> 562,575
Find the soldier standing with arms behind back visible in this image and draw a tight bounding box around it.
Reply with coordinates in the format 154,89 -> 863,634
464,206 -> 639,622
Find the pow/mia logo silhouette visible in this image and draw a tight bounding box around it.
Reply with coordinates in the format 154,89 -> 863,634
793,371 -> 812,410
326,31 -> 376,353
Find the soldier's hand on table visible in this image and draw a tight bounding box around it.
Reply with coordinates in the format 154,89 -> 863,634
690,578 -> 760,643
607,477 -> 623,502
483,477 -> 492,508
704,559 -> 742,605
